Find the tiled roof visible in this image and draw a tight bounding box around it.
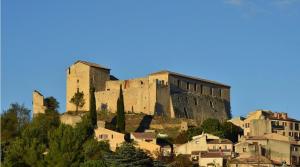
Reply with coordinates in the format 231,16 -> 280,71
150,70 -> 230,88
200,152 -> 224,158
230,155 -> 273,164
131,132 -> 156,140
207,139 -> 233,144
75,60 -> 110,70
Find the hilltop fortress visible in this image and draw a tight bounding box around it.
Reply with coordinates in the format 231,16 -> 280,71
66,60 -> 231,122
34,60 -> 231,122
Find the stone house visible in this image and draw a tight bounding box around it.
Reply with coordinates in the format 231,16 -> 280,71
130,131 -> 160,157
234,133 -> 300,166
175,133 -> 233,156
94,127 -> 125,151
198,152 -> 225,167
65,60 -> 231,122
229,110 -> 300,139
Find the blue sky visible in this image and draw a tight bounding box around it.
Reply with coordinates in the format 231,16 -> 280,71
2,0 -> 300,119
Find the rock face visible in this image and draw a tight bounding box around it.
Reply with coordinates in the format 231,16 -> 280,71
65,60 -> 231,123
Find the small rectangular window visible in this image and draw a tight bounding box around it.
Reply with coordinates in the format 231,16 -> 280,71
68,68 -> 71,74
177,80 -> 181,87
194,83 -> 197,91
200,85 -> 203,94
187,82 -> 190,90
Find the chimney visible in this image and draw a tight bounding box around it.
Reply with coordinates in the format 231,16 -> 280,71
273,112 -> 278,118
282,113 -> 288,120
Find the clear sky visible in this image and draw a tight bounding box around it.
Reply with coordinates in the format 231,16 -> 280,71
2,0 -> 300,119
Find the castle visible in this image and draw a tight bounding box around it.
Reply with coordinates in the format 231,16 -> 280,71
34,60 -> 231,122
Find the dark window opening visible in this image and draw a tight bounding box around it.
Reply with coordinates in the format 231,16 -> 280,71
295,123 -> 299,130
68,68 -> 71,74
187,82 -> 190,90
210,88 -> 213,96
77,79 -> 79,83
210,101 -> 214,108
194,98 -> 197,105
219,89 -> 222,97
177,80 -> 181,87
184,107 -> 188,118
200,85 -> 203,94
141,81 -> 144,85
194,83 -> 197,91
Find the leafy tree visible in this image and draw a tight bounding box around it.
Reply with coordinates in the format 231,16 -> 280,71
22,110 -> 60,146
3,138 -> 46,167
44,96 -> 60,111
82,139 -> 110,160
107,142 -> 153,167
222,122 -> 242,143
46,124 -> 84,167
89,87 -> 97,128
70,91 -> 85,113
1,103 -> 30,142
80,160 -> 108,167
174,127 -> 203,144
116,85 -> 125,133
167,154 -> 193,167
201,118 -> 224,137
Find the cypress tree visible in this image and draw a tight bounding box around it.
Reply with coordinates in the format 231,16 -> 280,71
89,87 -> 97,128
116,85 -> 125,133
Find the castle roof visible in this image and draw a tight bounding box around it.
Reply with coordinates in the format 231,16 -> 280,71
75,60 -> 110,70
150,70 -> 230,88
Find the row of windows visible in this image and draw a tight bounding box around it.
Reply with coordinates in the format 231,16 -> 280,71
271,121 -> 300,131
175,79 -> 223,97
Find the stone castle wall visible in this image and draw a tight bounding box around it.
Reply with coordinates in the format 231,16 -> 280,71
65,61 -> 231,122
32,90 -> 46,115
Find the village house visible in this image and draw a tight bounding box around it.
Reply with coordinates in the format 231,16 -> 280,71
94,126 -> 125,151
130,130 -> 161,157
234,133 -> 300,166
229,110 -> 300,139
175,133 -> 233,156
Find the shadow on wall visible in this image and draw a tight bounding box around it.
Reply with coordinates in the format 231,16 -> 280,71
135,115 -> 153,132
105,116 -> 117,131
155,102 -> 165,116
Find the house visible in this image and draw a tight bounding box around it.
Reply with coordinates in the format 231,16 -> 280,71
229,110 -> 300,139
228,155 -> 279,167
235,133 -> 300,166
94,127 -> 125,151
198,152 -> 225,167
175,133 -> 233,156
130,131 -> 160,157
130,131 -> 157,144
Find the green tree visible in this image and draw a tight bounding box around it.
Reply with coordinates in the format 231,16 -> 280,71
44,96 -> 60,111
3,137 -> 46,167
89,87 -> 97,128
80,160 -> 108,167
167,154 -> 193,167
1,103 -> 30,142
22,109 -> 60,146
222,122 -> 242,143
82,139 -> 110,160
107,142 -> 153,167
201,118 -> 224,137
116,85 -> 125,133
46,124 -> 84,167
70,91 -> 85,113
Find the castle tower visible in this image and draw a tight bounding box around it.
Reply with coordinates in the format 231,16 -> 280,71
66,60 -> 110,112
32,90 -> 46,116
